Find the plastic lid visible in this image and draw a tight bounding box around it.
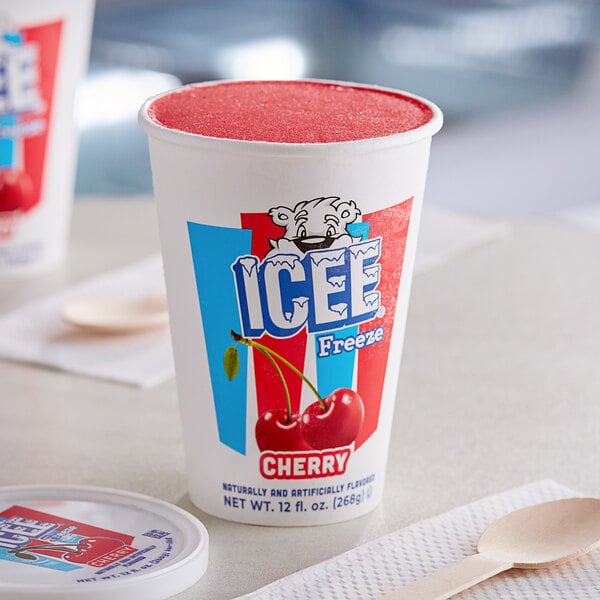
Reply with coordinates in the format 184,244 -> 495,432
0,485 -> 209,600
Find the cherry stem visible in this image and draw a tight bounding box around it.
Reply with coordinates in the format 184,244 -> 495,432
256,346 -> 293,422
231,330 -> 327,410
10,543 -> 77,553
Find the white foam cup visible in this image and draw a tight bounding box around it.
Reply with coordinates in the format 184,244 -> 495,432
140,80 -> 442,525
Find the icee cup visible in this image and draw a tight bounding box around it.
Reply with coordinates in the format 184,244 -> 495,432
139,79 -> 442,525
0,0 -> 94,276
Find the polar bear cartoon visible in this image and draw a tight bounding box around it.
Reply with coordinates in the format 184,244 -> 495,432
267,196 -> 361,257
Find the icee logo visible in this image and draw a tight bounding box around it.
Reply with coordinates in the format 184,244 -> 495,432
232,197 -> 382,338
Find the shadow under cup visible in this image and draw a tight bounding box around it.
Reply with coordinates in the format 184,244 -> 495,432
139,79 -> 442,525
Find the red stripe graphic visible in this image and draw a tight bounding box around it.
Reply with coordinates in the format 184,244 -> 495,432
0,505 -> 135,545
355,198 -> 413,448
21,20 -> 63,210
240,213 -> 307,417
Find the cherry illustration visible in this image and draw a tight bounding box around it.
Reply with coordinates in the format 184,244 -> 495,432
0,169 -> 35,213
300,388 -> 364,450
251,338 -> 313,451
10,543 -> 78,561
63,537 -> 125,564
228,331 -> 365,451
8,537 -> 125,563
255,408 -> 312,451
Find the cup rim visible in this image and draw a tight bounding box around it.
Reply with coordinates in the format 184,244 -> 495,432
138,78 -> 443,156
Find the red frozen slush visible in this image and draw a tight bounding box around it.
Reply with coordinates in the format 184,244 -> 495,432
147,80 -> 433,144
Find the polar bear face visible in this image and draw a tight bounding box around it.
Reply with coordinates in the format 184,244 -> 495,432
268,196 -> 361,255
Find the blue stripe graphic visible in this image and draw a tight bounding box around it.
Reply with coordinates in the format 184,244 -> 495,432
188,222 -> 252,455
315,221 -> 371,396
0,32 -> 22,167
0,548 -> 81,572
315,326 -> 359,396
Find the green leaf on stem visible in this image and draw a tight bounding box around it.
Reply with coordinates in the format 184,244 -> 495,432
14,551 -> 36,560
223,346 -> 240,381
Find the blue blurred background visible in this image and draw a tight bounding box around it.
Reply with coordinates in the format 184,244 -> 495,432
76,0 -> 600,216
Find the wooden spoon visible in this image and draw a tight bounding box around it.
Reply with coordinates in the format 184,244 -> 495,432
62,292 -> 169,334
382,497 -> 600,600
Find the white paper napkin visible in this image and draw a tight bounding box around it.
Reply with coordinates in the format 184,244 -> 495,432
238,480 -> 599,599
0,255 -> 174,387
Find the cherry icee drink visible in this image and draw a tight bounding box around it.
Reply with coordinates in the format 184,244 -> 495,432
139,80 -> 442,525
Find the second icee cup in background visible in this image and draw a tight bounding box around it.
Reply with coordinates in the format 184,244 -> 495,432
139,80 -> 442,525
0,0 -> 94,276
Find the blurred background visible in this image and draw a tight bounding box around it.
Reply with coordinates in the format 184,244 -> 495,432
77,0 -> 600,218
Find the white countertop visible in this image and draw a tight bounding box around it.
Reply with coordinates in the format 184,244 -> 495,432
1,199 -> 599,599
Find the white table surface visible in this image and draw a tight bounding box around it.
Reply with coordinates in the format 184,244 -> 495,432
1,199 -> 599,599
